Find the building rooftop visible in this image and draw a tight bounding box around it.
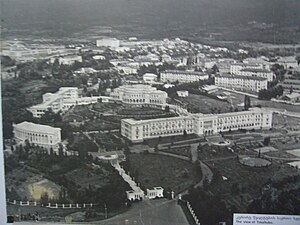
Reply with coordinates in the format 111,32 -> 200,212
216,74 -> 267,81
14,122 -> 61,134
241,68 -> 271,73
122,116 -> 191,125
162,70 -> 207,76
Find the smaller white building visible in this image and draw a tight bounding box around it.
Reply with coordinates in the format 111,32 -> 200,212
126,190 -> 145,201
146,187 -> 164,199
51,55 -> 82,65
177,90 -> 189,97
143,73 -> 158,84
13,122 -> 61,149
92,55 -> 106,60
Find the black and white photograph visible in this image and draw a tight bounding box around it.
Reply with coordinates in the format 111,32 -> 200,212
0,0 -> 300,224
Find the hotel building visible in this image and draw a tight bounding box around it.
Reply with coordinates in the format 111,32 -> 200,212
110,85 -> 168,105
13,122 -> 61,149
160,70 -> 209,83
121,108 -> 272,143
215,74 -> 268,92
28,87 -> 79,118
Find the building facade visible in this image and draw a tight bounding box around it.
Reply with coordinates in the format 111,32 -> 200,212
143,73 -> 158,84
239,68 -> 275,82
121,108 -> 272,142
110,85 -> 168,105
215,74 -> 268,92
13,122 -> 61,149
146,187 -> 164,199
160,70 -> 209,83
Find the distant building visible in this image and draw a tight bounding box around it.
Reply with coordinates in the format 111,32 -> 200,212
74,67 -> 98,75
215,74 -> 268,92
177,90 -> 189,97
116,66 -> 138,75
202,85 -> 219,94
239,68 -> 275,82
143,73 -> 158,84
160,70 -> 209,83
230,61 -> 274,81
277,56 -> 298,69
282,93 -> 300,103
13,122 -> 61,149
121,108 -> 272,143
92,55 -> 106,60
282,78 -> 300,92
110,84 -> 168,105
216,59 -> 236,74
51,55 -> 82,65
146,187 -> 164,199
96,38 -> 120,48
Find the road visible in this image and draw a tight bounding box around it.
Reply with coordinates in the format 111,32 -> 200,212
95,199 -> 189,225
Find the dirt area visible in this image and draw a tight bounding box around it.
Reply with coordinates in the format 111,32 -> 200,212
5,166 -> 61,201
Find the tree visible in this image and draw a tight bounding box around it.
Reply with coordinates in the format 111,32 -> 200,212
244,95 -> 251,110
211,64 -> 219,74
165,105 -> 170,112
40,192 -> 49,205
290,86 -> 293,94
263,137 -> 271,146
58,143 -> 64,157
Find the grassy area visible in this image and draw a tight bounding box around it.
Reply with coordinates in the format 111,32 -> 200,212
89,132 -> 125,151
205,158 -> 299,211
180,94 -> 234,114
251,98 -> 300,113
123,153 -> 201,194
145,134 -> 200,147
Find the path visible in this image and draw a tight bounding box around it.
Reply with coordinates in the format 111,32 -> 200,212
112,161 -> 143,194
179,161 -> 213,196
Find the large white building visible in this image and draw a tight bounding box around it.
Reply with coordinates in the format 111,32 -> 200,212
13,122 -> 61,149
28,87 -> 79,118
160,70 -> 209,83
110,85 -> 168,105
121,108 -> 272,143
215,74 -> 268,92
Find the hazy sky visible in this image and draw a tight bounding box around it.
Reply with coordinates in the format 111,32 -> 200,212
1,0 -> 299,38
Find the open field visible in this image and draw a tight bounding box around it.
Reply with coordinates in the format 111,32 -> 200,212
123,153 -> 201,194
